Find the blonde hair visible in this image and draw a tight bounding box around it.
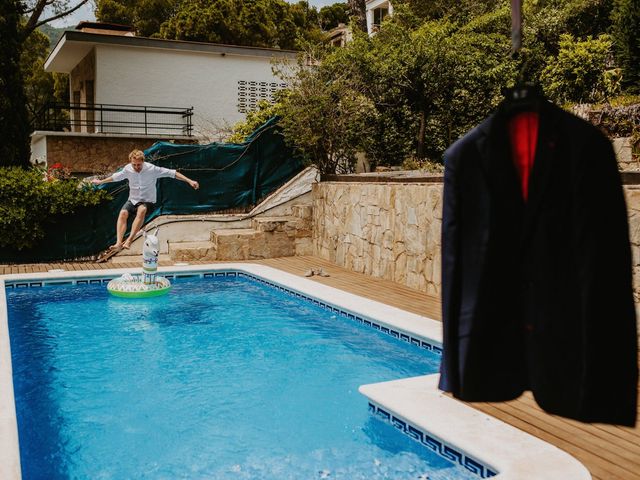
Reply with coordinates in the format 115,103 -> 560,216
129,149 -> 145,161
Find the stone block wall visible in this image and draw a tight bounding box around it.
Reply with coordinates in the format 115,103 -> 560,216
313,182 -> 443,295
43,134 -> 196,174
614,137 -> 639,171
313,180 -> 640,302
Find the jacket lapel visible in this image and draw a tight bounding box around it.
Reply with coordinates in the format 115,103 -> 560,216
520,100 -> 560,243
476,100 -> 561,246
478,112 -> 524,208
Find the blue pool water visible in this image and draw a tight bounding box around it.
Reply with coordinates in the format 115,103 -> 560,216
7,275 -> 476,479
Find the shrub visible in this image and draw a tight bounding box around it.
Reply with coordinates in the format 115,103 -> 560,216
540,34 -> 619,104
611,0 -> 640,92
226,100 -> 282,143
0,167 -> 111,250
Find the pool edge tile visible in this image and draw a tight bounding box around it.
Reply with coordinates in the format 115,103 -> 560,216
359,374 -> 591,480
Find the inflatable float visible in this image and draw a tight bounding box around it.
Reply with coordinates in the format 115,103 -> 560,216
107,228 -> 172,298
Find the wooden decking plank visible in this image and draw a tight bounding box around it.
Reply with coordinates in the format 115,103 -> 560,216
474,403 -> 632,480
502,397 -> 640,470
516,392 -> 640,445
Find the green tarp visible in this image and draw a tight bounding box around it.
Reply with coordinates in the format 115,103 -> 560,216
2,118 -> 303,262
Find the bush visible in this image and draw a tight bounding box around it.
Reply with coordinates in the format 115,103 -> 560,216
540,34 -> 619,104
611,0 -> 640,92
0,167 -> 111,250
276,47 -> 379,174
226,100 -> 282,143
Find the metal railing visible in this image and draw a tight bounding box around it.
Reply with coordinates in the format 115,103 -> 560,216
33,102 -> 194,137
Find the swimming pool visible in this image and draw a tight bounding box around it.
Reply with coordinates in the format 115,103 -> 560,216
0,264 -> 591,480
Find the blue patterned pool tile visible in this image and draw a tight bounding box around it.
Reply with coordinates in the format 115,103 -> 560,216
368,403 -> 497,479
391,416 -> 407,432
407,425 -> 422,441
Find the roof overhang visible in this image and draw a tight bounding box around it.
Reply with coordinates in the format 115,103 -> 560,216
45,31 -> 95,73
45,30 -> 299,74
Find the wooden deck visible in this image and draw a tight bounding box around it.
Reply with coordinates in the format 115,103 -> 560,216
2,255 -> 638,479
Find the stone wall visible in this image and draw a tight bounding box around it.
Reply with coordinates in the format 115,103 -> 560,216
313,180 -> 640,302
313,181 -> 442,295
614,137 -> 639,171
625,187 -> 640,303
42,134 -> 196,174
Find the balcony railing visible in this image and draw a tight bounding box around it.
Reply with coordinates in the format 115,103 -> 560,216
33,102 -> 194,137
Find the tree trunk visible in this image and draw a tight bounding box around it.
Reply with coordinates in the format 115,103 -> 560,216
416,109 -> 426,159
347,0 -> 367,32
0,0 -> 31,167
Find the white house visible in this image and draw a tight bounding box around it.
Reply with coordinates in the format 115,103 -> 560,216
35,22 -> 297,172
366,0 -> 393,35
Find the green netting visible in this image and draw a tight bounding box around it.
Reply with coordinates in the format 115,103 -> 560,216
2,118 -> 303,263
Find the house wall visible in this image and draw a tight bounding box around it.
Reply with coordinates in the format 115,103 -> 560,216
30,136 -> 47,166
312,180 -> 640,304
94,45 -> 286,140
69,50 -> 96,132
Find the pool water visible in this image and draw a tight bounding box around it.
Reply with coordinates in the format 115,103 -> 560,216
7,275 -> 476,479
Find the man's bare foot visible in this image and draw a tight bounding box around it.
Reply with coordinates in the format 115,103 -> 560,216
122,240 -> 131,250
109,243 -> 123,251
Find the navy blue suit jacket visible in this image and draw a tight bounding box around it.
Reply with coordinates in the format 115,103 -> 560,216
439,99 -> 638,426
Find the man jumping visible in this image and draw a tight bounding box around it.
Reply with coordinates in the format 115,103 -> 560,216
92,149 -> 199,250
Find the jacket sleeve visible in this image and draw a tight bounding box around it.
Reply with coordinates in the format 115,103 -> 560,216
438,146 -> 462,393
572,133 -> 638,425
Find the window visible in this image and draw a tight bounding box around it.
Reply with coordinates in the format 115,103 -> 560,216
237,80 -> 287,113
373,7 -> 389,28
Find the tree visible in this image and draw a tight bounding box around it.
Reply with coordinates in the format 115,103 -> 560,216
319,3 -> 350,30
611,0 -> 640,92
318,6 -> 514,165
540,34 -> 620,104
19,0 -> 93,40
1,0 -> 31,167
1,0 -> 94,168
346,0 -> 366,32
114,0 -> 325,50
20,28 -> 69,123
96,0 -> 177,37
275,48 -> 378,174
392,0 -> 501,23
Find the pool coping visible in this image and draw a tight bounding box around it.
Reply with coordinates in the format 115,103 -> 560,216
0,263 -> 590,480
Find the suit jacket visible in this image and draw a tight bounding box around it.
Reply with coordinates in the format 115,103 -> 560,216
439,99 -> 638,426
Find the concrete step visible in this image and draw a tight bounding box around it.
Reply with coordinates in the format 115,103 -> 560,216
251,216 -> 297,233
212,227 -> 295,260
292,204 -> 313,220
166,212 -> 314,262
169,241 -> 216,262
212,228 -> 260,261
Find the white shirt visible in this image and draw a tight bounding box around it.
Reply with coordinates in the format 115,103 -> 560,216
112,162 -> 176,204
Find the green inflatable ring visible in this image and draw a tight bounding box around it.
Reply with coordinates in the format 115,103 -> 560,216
107,275 -> 171,298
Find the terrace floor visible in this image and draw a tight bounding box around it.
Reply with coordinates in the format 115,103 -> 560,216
2,255 -> 639,479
